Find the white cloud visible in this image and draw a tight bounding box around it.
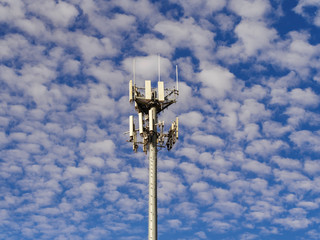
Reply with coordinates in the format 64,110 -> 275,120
104,172 -> 129,189
241,84 -> 267,100
179,111 -> 204,128
179,162 -> 202,183
158,172 -> 186,203
113,0 -> 160,22
167,219 -> 182,228
263,121 -> 292,137
199,151 -> 232,172
234,19 -> 277,57
64,166 -> 91,178
240,233 -> 259,240
86,60 -> 126,98
304,160 -> 320,175
239,99 -> 271,124
63,59 -> 81,76
265,32 -> 320,78
83,157 -> 104,168
131,167 -> 148,182
273,169 -> 311,193
170,0 -> 226,16
0,34 -> 45,62
274,217 -> 311,229
134,35 -> 174,57
77,35 -> 118,62
284,107 -> 307,127
198,64 -> 234,99
228,0 -> 271,19
189,131 -> 224,148
246,139 -> 287,157
154,18 -> 215,60
0,0 -> 25,22
235,123 -> 261,141
271,87 -> 319,107
173,82 -> 201,112
14,17 -> 47,37
122,55 -> 171,84
213,188 -> 232,201
215,13 -> 236,32
176,147 -> 200,161
80,140 -> 115,156
218,100 -> 240,131
190,181 -> 213,204
290,130 -> 320,152
297,201 -> 319,210
289,88 -> 320,107
271,156 -> 302,170
209,220 -> 233,232
90,13 -> 136,36
214,201 -> 245,217
27,0 -> 78,27
175,202 -> 199,219
294,0 -> 320,27
242,160 -> 271,175
267,71 -> 300,89
195,231 -> 207,239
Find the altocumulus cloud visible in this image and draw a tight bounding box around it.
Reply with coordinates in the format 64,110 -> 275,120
1,0 -> 320,240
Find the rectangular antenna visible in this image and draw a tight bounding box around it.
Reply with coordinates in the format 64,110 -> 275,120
145,80 -> 152,100
176,117 -> 179,139
149,108 -> 153,131
139,112 -> 143,135
129,115 -> 134,137
129,80 -> 133,102
158,81 -> 164,102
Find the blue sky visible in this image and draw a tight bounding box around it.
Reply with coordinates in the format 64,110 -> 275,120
1,0 -> 320,239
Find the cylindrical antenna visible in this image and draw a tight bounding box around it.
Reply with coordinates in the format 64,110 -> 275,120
158,54 -> 160,82
176,65 -> 179,91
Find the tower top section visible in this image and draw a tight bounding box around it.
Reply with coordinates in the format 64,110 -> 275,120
127,59 -> 179,153
129,57 -> 179,114
129,79 -> 179,115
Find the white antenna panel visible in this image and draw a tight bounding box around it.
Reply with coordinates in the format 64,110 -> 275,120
139,112 -> 143,135
149,108 -> 153,131
158,81 -> 164,102
129,80 -> 133,102
145,80 -> 152,100
129,115 -> 134,137
176,117 -> 179,139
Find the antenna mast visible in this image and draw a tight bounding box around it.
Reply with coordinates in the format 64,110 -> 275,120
127,58 -> 179,240
176,65 -> 179,91
133,58 -> 136,86
158,54 -> 161,82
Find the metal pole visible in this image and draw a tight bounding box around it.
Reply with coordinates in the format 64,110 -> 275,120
148,106 -> 157,240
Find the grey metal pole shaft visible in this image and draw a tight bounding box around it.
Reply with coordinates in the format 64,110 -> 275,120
148,106 -> 157,240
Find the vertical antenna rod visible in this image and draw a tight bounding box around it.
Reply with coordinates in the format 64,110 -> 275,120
158,54 -> 160,82
176,65 -> 179,91
133,58 -> 136,86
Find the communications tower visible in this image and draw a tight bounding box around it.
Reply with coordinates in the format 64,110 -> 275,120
127,57 -> 179,240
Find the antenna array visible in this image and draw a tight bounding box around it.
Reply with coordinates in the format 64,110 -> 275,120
127,57 -> 179,240
128,60 -> 179,153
